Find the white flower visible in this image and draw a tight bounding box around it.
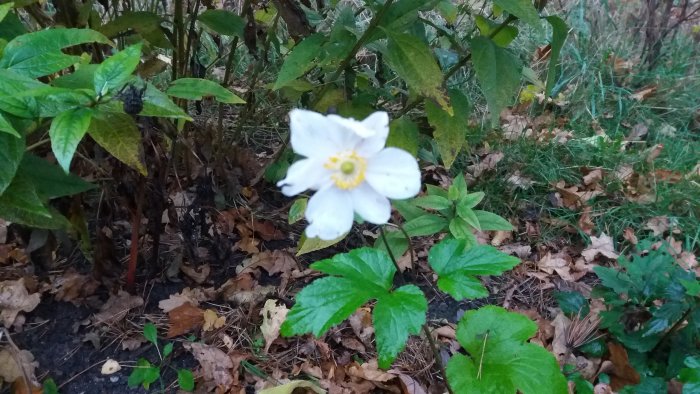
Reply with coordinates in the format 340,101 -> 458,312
278,109 -> 421,240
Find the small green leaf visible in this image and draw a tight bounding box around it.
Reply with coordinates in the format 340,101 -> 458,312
374,285 -> 427,368
471,36 -> 522,125
162,342 -> 173,358
288,197 -> 307,224
94,43 -> 142,97
393,199 -> 425,221
428,239 -> 520,300
492,0 -> 542,31
198,9 -> 245,37
49,107 -> 93,173
554,291 -> 590,317
128,358 -> 149,388
273,34 -> 325,90
449,218 -> 477,245
167,78 -> 245,104
387,117 -> 419,157
88,110 -> 147,176
143,323 -> 158,345
99,11 -> 171,48
296,232 -> 345,256
544,16 -> 568,97
475,15 -> 519,47
413,195 -> 451,210
448,174 -> 467,200
403,214 -> 448,237
42,378 -> 59,394
460,192 -> 485,209
474,210 -> 514,231
177,368 -> 195,391
0,111 -> 20,137
456,202 -> 480,231
142,366 -> 160,389
0,3 -> 13,23
436,0 -> 458,24
0,132 -> 24,195
140,83 -> 192,120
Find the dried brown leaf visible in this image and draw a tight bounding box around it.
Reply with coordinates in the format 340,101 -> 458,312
167,302 -> 204,338
185,342 -> 234,389
260,299 -> 288,353
0,279 -> 41,328
93,291 -> 143,325
581,233 -> 619,262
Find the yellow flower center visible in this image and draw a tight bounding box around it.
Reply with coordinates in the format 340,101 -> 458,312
325,151 -> 367,190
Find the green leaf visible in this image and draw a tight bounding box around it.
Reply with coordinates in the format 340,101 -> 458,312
403,213 -> 448,237
413,195 -> 451,210
0,3 -> 13,23
288,197 -> 307,224
544,16 -> 568,97
387,117 -> 419,157
0,28 -> 111,78
425,89 -> 471,169
446,306 -> 568,394
0,111 -> 20,137
456,202 -> 480,231
554,291 -> 590,317
428,239 -> 520,300
460,191 -> 485,209
140,83 -> 192,120
449,217 -> 477,244
437,0 -> 458,24
142,365 -> 160,389
384,31 -> 446,107
88,110 -> 147,175
273,34 -> 325,90
128,359 -> 147,388
198,10 -> 245,37
49,108 -> 93,173
94,43 -> 142,97
166,78 -> 245,104
471,36 -> 522,125
53,64 -> 98,89
448,173 -> 467,200
143,323 -> 158,345
98,11 -> 171,49
0,132 -> 24,195
281,277 -> 374,337
374,285 -> 427,368
163,342 -> 173,358
311,248 -> 396,294
492,0 -> 542,31
373,0 -> 440,41
0,169 -> 58,228
374,229 -> 409,259
19,154 -> 95,199
393,199 -> 425,221
296,232 -> 345,256
42,378 -> 59,394
475,15 -> 519,47
474,210 -> 514,231
177,368 -> 195,391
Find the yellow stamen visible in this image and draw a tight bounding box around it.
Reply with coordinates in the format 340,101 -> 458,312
324,151 -> 367,190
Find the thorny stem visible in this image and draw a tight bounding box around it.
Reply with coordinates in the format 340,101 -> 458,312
379,226 -> 455,394
310,0 -> 396,108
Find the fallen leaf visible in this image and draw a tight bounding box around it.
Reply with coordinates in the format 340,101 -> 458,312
181,264 -> 210,284
260,299 -> 288,353
203,309 -> 226,332
622,228 -> 638,245
396,373 -> 428,394
0,348 -> 38,386
253,220 -> 285,241
507,171 -> 534,189
348,308 -> 374,347
491,230 -> 512,247
167,303 -> 204,338
538,252 -> 585,282
52,271 -> 100,303
239,250 -> 297,277
551,313 -> 573,365
499,243 -> 532,259
347,359 -> 396,382
184,342 -> 234,388
625,123 -> 648,141
608,342 -> 640,390
219,273 -> 277,304
578,206 -> 595,235
644,216 -> 669,236
158,287 -> 211,312
581,233 -> 619,262
0,278 -> 41,328
644,143 -> 664,163
467,152 -> 504,178
101,359 -> 121,375
582,169 -> 604,186
629,84 -> 657,101
258,380 -> 325,394
235,236 -> 260,254
93,291 -> 144,325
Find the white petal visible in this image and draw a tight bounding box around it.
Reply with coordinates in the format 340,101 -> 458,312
277,158 -> 330,196
327,115 -> 377,138
365,147 -> 421,199
355,112 -> 390,156
305,186 -> 354,240
289,109 -> 361,159
350,183 -> 391,224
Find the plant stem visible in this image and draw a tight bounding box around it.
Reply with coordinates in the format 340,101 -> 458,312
651,304 -> 697,354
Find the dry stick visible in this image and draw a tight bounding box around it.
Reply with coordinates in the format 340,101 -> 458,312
182,0 -> 203,78
379,226 -> 455,394
214,35 -> 241,165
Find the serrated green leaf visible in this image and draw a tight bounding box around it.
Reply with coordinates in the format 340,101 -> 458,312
374,284 -> 427,368
52,64 -> 98,89
143,322 -> 158,345
296,232 -> 345,256
403,213 -> 448,237
281,277 -> 374,337
49,107 -> 93,173
198,10 -> 245,37
167,78 -> 245,104
140,83 -> 192,120
425,184 -> 449,199
544,16 -> 568,96
384,31 -> 446,107
474,210 -> 514,231
428,238 -> 520,300
475,15 -> 519,47
311,247 -> 396,294
447,306 -> 568,394
273,34 -> 325,90
456,202 -> 480,231
94,43 -> 142,97
88,110 -> 147,175
178,369 -> 195,391
19,153 -> 95,199
413,195 -> 451,210
387,116 -> 419,157
425,89 -> 470,169
288,197 -> 307,224
471,36 -> 522,125
0,132 -> 24,195
492,0 -> 542,31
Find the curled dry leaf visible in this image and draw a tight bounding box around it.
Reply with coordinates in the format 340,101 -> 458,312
93,291 -> 144,325
167,303 -> 204,338
180,263 -> 210,284
184,342 -> 234,389
238,250 -> 297,277
203,309 -> 226,332
219,273 -> 276,304
51,271 -> 99,303
608,342 -> 640,390
0,348 -> 38,386
158,287 -> 212,312
260,299 -> 288,353
347,359 -> 396,382
0,278 -> 41,328
581,233 -> 619,262
396,374 -> 428,394
644,216 -> 670,236
467,152 -> 504,178
100,359 -> 121,375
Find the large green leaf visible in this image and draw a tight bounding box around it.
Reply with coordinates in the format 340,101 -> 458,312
403,213 -> 448,237
387,116 -> 419,157
475,15 -> 519,47
197,10 -> 245,37
0,170 -> 67,228
19,154 -> 95,199
312,247 -> 396,294
425,89 -> 470,169
99,12 -> 171,49
0,111 -> 20,137
474,210 -> 514,231
0,132 -> 24,195
371,0 -> 441,41
166,78 -> 245,104
544,16 -> 568,97
446,306 -> 567,394
88,110 -> 147,175
492,0 -> 542,31
140,83 -> 192,120
0,28 -> 111,77
428,238 -> 520,300
471,36 -> 522,125
273,34 -> 325,90
52,64 -> 98,90
0,7 -> 25,42
384,31 -> 446,107
374,285 -> 427,368
94,43 -> 142,97
0,3 -> 13,23
0,69 -> 46,118
49,107 -> 93,173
